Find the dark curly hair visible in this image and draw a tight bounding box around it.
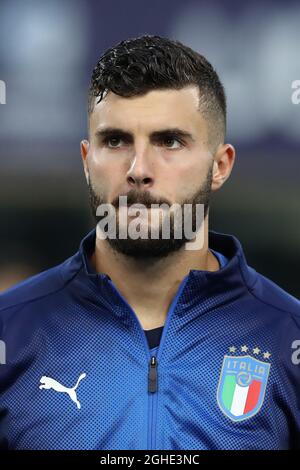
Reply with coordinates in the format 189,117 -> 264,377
88,34 -> 226,152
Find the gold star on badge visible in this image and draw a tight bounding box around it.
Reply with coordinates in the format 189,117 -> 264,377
229,346 -> 237,353
241,345 -> 248,352
263,351 -> 271,359
253,347 -> 260,355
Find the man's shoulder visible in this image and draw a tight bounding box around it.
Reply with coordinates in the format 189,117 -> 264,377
248,266 -> 300,320
0,252 -> 82,315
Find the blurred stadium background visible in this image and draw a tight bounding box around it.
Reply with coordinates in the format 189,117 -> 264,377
0,0 -> 299,297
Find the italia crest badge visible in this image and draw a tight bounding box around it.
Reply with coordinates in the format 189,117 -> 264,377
217,346 -> 271,422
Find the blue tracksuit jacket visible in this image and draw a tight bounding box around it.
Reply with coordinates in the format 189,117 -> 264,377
0,228 -> 300,450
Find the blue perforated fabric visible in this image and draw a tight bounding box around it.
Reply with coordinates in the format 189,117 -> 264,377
0,228 -> 300,450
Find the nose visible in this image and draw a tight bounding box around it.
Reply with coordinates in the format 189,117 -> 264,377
126,153 -> 154,189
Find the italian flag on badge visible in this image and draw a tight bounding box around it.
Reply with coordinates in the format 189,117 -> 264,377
217,347 -> 271,422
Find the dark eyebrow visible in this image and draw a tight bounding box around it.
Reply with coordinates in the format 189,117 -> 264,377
94,127 -> 196,142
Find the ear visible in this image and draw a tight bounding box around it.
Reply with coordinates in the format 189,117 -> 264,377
80,139 -> 90,185
211,143 -> 236,192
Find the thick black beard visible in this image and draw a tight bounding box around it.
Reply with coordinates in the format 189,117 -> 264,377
88,165 -> 213,259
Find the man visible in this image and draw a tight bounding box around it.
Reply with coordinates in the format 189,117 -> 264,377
0,34 -> 299,450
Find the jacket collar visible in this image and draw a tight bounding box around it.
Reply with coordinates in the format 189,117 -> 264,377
64,226 -> 257,296
60,227 -> 257,329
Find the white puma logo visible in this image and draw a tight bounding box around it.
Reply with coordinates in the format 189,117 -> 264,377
39,373 -> 86,409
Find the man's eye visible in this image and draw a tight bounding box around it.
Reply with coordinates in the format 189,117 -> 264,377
104,137 -> 123,148
162,137 -> 183,149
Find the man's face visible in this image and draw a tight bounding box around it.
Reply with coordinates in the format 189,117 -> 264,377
82,85 -> 215,258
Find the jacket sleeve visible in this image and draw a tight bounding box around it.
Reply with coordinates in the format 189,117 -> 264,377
279,311 -> 300,449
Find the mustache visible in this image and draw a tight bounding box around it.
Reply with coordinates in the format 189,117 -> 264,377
111,190 -> 171,209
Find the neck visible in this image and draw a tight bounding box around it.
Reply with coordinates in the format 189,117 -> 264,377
90,213 -> 219,330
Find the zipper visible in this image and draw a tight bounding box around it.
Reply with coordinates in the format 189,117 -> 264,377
146,272 -> 190,448
148,355 -> 158,449
106,274 -> 190,450
148,356 -> 158,393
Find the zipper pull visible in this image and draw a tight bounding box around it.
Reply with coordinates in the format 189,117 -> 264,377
148,356 -> 158,393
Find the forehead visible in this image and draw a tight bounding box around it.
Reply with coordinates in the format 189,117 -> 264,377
89,85 -> 207,135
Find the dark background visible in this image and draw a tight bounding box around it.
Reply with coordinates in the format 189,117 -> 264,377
0,0 -> 299,297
